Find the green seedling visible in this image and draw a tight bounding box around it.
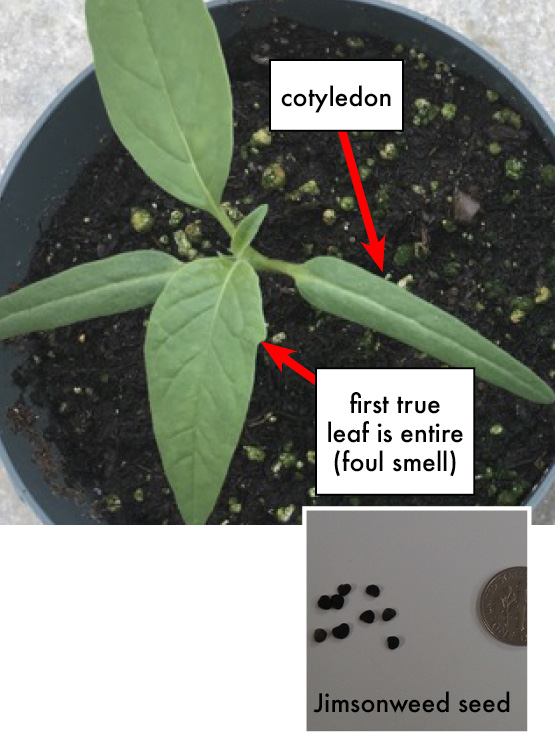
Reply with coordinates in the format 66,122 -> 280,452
1,0 -> 554,524
492,107 -> 522,130
540,164 -> 555,188
261,162 -> 286,190
251,127 -> 272,148
441,102 -> 457,120
412,98 -> 439,126
130,207 -> 155,233
505,157 -> 525,180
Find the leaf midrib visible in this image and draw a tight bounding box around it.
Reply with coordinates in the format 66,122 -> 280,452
0,268 -> 179,325
188,260 -> 242,522
300,271 -> 534,391
135,0 -> 221,217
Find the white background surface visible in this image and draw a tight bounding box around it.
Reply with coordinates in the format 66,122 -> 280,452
2,512 -> 555,739
307,508 -> 527,730
317,369 -> 474,495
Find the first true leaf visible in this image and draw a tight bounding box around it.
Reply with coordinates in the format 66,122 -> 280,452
86,0 -> 233,215
145,258 -> 266,525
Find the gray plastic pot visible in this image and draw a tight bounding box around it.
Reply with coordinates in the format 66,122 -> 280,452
1,0 -> 554,523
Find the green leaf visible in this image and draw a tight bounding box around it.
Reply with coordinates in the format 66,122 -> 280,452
294,257 -> 555,404
145,257 -> 266,524
0,251 -> 182,340
86,0 -> 233,215
231,205 -> 268,256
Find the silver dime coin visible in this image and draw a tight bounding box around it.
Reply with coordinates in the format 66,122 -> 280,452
479,566 -> 527,646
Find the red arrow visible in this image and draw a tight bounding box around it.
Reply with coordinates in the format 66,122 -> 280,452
262,342 -> 315,385
338,131 -> 385,271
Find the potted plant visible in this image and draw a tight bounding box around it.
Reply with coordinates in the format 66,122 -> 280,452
1,0 -> 554,525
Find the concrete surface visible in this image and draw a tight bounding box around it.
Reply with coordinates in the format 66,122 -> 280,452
0,0 -> 90,524
0,0 -> 554,523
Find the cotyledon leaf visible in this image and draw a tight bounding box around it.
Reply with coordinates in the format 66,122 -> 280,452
0,251 -> 182,340
86,0 -> 233,215
294,256 -> 555,404
145,257 -> 266,524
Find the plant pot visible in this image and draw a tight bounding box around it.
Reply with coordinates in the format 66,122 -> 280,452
1,0 -> 554,524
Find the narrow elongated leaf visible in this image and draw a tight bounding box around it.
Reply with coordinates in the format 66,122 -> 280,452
294,257 -> 555,404
231,205 -> 268,256
0,251 -> 182,340
86,0 -> 233,214
145,258 -> 266,524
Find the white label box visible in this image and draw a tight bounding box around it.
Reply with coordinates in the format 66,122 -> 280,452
269,59 -> 403,131
316,368 -> 474,495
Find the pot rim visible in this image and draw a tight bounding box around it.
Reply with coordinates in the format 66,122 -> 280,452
0,0 -> 553,521
0,66 -> 94,525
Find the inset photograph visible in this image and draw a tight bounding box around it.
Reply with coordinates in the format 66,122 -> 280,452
307,508 -> 527,730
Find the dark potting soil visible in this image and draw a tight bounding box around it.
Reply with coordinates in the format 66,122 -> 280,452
8,17 -> 555,524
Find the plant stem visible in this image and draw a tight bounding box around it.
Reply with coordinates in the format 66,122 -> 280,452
244,248 -> 300,278
214,206 -> 236,239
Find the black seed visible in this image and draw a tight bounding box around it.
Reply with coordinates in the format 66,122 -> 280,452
366,585 -> 380,597
330,594 -> 345,609
332,623 -> 350,639
387,636 -> 400,650
359,610 -> 375,624
314,629 -> 327,643
337,584 -> 352,596
382,608 -> 397,622
318,595 -> 332,610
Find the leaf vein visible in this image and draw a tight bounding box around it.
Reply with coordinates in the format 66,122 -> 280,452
134,0 -> 221,215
